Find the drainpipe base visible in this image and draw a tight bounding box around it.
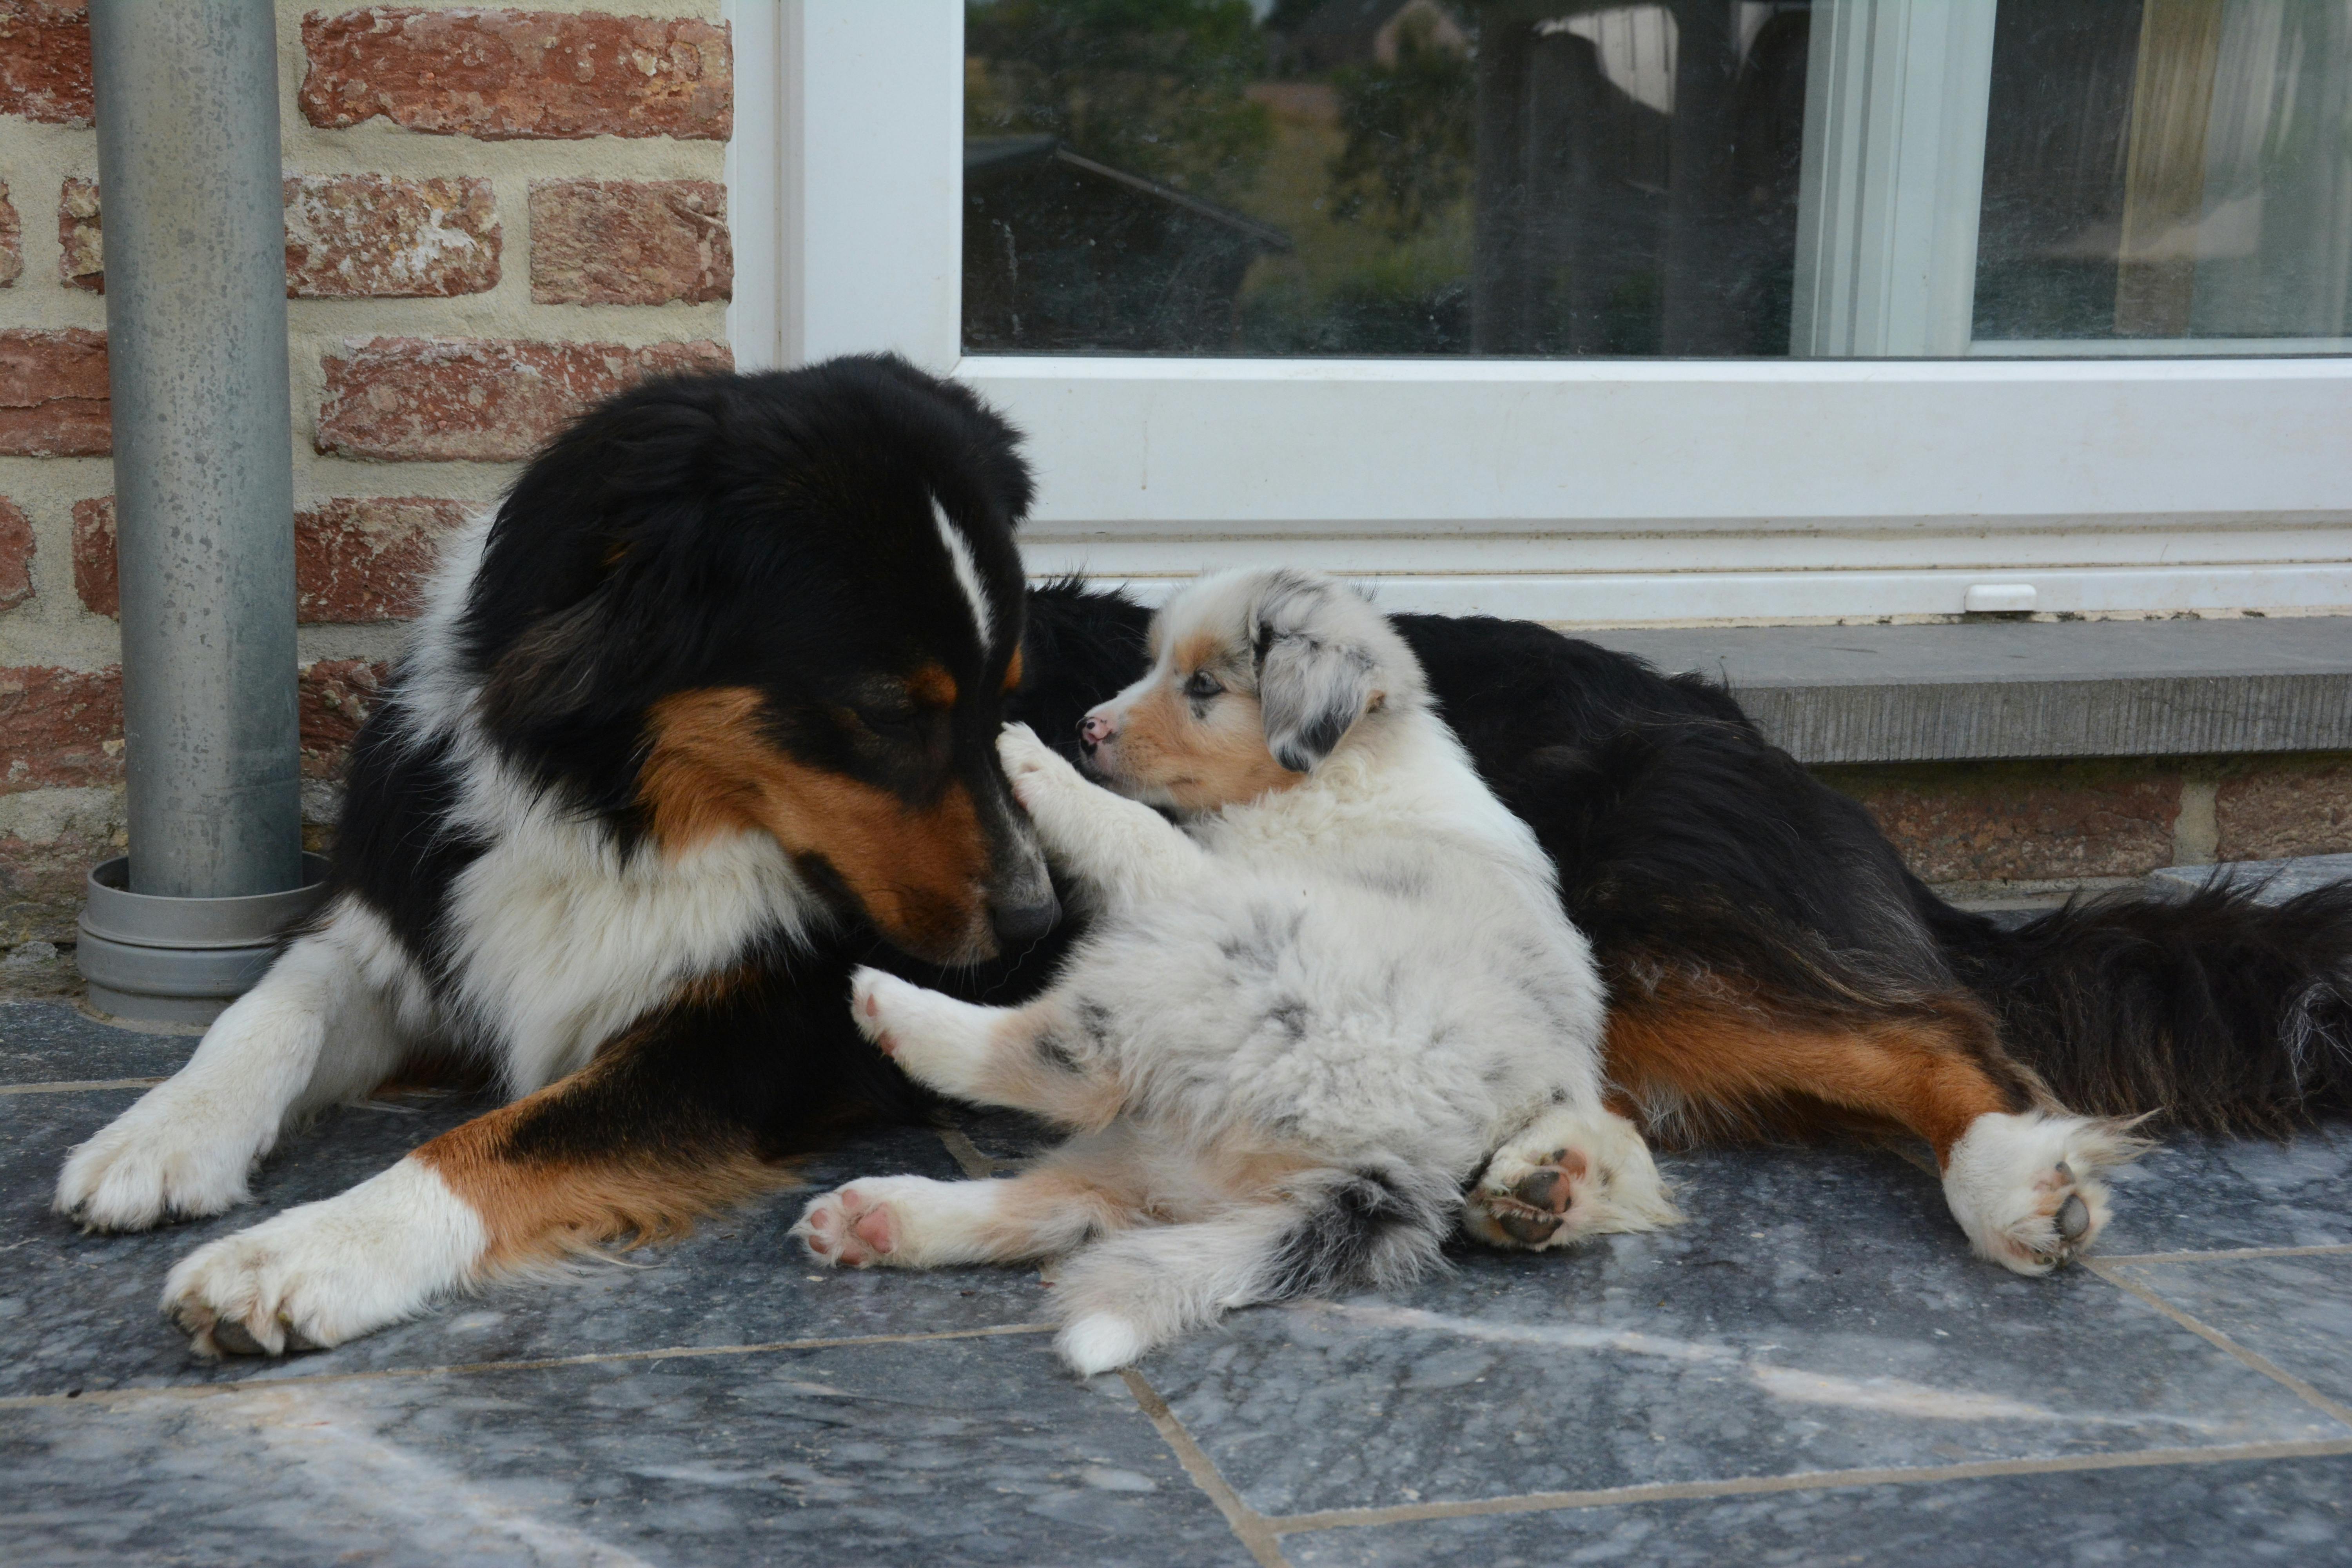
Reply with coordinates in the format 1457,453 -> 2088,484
76,855 -> 330,1029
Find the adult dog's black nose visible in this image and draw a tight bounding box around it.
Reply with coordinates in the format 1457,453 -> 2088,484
992,891 -> 1059,949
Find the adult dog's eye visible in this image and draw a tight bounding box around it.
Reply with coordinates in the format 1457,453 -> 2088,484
1183,670 -> 1222,701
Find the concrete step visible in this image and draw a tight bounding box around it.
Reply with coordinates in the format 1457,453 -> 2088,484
1582,616 -> 2352,764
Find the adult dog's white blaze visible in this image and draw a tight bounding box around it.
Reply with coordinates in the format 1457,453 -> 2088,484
932,495 -> 995,655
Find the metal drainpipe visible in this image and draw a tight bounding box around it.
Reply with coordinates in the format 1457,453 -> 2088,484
75,0 -> 324,1027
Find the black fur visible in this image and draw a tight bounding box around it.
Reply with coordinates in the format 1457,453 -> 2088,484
1935,882 -> 2352,1132
1258,1162 -> 1454,1301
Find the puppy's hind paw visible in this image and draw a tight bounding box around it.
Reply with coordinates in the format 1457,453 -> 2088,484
1465,1107 -> 1680,1251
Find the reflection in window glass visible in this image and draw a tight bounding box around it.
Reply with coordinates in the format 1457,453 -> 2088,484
962,1 -> 2352,358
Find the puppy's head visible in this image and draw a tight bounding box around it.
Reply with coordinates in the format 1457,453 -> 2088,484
1077,570 -> 1423,813
463,355 -> 1057,967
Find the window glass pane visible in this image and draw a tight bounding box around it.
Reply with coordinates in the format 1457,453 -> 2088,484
1976,0 -> 2352,350
962,0 -> 2352,358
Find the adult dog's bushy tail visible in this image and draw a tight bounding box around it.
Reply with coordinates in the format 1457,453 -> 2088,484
1929,878 -> 2352,1133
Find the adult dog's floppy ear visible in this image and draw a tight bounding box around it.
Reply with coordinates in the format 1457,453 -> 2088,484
478,586 -> 619,734
1250,573 -> 1381,774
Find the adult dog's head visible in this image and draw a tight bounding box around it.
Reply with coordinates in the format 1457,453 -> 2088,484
1075,569 -> 1425,813
461,355 -> 1054,965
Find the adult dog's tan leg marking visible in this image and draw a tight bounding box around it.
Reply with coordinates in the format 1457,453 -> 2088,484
1603,976 -> 2141,1273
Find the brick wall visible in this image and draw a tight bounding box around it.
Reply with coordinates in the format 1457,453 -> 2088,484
0,1 -> 732,945
1818,753 -> 2352,897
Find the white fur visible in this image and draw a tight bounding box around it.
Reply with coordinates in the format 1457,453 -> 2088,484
162,1158 -> 489,1357
1942,1110 -> 2141,1274
931,496 -> 994,655
55,922 -> 403,1230
805,570 -> 1670,1375
791,1173 -> 1017,1268
1464,1102 -> 1682,1249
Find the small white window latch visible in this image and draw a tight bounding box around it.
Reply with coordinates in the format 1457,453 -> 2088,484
1963,583 -> 2038,614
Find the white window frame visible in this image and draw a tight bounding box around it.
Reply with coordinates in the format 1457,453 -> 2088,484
727,1 -> 2352,626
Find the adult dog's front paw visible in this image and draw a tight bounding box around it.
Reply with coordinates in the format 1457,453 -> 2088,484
55,1085 -> 269,1232
161,1161 -> 488,1357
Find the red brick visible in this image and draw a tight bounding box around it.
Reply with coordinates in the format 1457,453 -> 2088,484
0,496 -> 30,612
0,1 -> 91,127
2215,756 -> 2352,862
316,336 -> 732,462
0,179 -> 20,288
64,176 -> 502,298
56,175 -> 95,290
74,494 -> 464,623
530,178 -> 729,306
296,497 -> 467,621
287,174 -> 502,297
300,658 -> 390,779
70,494 -> 112,615
1818,761 -> 2182,884
0,664 -> 120,793
299,8 -> 730,141
0,328 -> 105,455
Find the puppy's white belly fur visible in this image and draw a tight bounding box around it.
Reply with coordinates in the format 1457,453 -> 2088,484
163,1158 -> 488,1356
1077,853 -> 1602,1166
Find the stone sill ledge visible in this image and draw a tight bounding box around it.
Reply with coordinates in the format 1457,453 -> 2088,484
1582,616 -> 2352,765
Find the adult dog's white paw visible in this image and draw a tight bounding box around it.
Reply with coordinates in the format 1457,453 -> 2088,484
54,1085 -> 270,1232
161,1160 -> 487,1357
1464,1105 -> 1681,1250
1943,1111 -> 2145,1275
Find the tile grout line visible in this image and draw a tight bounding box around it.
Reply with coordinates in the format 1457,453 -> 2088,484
1261,1437 -> 2352,1535
0,1321 -> 1059,1409
1119,1368 -> 1292,1568
938,1126 -> 1003,1179
0,1077 -> 165,1096
2085,1257 -> 2352,1430
2094,1241 -> 2352,1266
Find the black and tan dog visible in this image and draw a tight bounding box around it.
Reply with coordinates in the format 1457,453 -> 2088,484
53,358 -> 2352,1356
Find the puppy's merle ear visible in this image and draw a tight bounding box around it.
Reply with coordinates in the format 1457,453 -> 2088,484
1250,573 -> 1381,774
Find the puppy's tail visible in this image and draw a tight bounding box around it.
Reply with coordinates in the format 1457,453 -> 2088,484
1931,877 -> 2352,1134
1050,1159 -> 1454,1376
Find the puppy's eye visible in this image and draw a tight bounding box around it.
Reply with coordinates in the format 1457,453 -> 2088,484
1182,670 -> 1222,701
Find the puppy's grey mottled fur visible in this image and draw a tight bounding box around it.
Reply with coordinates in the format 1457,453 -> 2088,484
797,570 -> 1676,1374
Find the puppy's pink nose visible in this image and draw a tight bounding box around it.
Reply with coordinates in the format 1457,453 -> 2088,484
1078,713 -> 1116,752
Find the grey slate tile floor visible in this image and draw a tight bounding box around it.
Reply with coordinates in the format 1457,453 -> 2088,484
4,1002 -> 2350,1565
